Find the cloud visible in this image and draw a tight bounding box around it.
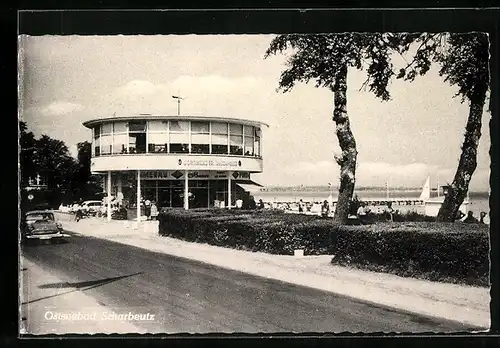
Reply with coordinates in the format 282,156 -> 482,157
40,101 -> 84,116
116,80 -> 159,96
100,76 -> 268,119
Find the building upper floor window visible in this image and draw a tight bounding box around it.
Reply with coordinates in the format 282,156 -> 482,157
113,121 -> 127,134
229,124 -> 243,155
211,122 -> 228,155
244,125 -> 254,156
191,121 -> 210,154
94,125 -> 101,139
129,120 -> 147,133
91,119 -> 262,158
169,120 -> 189,133
102,123 -> 112,135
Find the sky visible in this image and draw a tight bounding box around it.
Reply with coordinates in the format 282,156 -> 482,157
19,34 -> 491,191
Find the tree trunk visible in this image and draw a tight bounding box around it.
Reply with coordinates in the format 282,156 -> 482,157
332,63 -> 358,224
436,83 -> 487,222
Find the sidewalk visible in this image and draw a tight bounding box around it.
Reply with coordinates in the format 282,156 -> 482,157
21,257 -> 145,334
59,216 -> 490,330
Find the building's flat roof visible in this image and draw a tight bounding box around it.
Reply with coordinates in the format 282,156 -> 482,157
82,115 -> 269,129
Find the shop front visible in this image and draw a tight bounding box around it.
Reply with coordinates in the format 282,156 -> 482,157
101,170 -> 259,213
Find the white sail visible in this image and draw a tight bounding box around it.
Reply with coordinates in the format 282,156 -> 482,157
419,175 -> 431,201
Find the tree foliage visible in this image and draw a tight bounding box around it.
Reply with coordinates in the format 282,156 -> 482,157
265,33 -> 406,223
19,121 -> 103,206
265,33 -> 401,100
19,121 -> 37,187
395,32 -> 489,102
395,32 -> 490,221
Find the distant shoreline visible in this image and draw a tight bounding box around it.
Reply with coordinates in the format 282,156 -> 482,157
259,186 -> 489,195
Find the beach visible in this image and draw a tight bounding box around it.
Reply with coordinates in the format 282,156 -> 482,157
254,190 -> 490,216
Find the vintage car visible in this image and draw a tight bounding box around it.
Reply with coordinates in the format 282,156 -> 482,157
80,200 -> 103,216
21,210 -> 69,243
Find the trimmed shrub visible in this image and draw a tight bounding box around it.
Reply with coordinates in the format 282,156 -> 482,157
330,223 -> 489,286
157,209 -> 489,286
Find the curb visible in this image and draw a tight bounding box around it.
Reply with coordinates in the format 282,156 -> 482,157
59,222 -> 490,330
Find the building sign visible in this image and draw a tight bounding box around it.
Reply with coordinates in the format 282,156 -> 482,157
188,171 -> 210,179
171,171 -> 183,179
214,171 -> 228,178
137,170 -> 249,180
238,172 -> 250,179
141,171 -> 172,180
178,158 -> 242,168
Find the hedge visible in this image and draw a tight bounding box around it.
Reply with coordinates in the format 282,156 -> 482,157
157,209 -> 489,286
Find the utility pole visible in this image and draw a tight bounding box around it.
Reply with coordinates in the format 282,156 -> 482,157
172,94 -> 184,116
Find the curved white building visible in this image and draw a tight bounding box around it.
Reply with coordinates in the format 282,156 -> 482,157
83,115 -> 267,220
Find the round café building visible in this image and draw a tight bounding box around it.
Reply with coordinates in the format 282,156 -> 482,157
83,115 -> 266,220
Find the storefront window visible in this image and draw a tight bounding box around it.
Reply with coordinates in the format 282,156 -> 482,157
170,121 -> 190,153
211,122 -> 228,155
191,121 -> 210,154
128,121 -> 146,154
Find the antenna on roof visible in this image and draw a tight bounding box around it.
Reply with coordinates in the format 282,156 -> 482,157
172,91 -> 186,116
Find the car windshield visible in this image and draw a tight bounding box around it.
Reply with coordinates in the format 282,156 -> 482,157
26,213 -> 54,222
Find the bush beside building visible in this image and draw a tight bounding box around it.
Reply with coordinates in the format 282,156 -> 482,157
157,209 -> 489,286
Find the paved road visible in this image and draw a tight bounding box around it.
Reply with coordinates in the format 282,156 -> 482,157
21,232 -> 480,333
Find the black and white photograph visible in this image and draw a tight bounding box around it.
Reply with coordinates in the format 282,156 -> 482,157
18,29 -> 491,334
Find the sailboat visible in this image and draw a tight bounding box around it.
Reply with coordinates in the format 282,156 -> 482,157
419,175 -> 431,201
421,175 -> 469,217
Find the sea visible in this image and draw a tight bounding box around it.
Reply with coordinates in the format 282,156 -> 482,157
253,189 -> 490,216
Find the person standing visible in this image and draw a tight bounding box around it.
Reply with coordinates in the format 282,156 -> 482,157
117,191 -> 124,208
321,200 -> 330,218
384,202 -> 394,222
144,198 -> 151,221
248,196 -> 257,210
150,201 -> 158,220
236,198 -> 243,209
298,199 -> 304,213
480,211 -> 490,225
75,207 -> 83,222
356,202 -> 370,224
463,211 -> 479,223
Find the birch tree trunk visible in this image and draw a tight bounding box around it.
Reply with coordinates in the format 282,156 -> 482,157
436,83 -> 488,222
332,63 -> 358,224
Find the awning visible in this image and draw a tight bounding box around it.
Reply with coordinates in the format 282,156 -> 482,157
236,181 -> 263,193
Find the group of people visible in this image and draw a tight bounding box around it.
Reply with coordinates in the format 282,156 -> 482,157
456,210 -> 490,224
234,195 -> 259,210
142,198 -> 159,220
